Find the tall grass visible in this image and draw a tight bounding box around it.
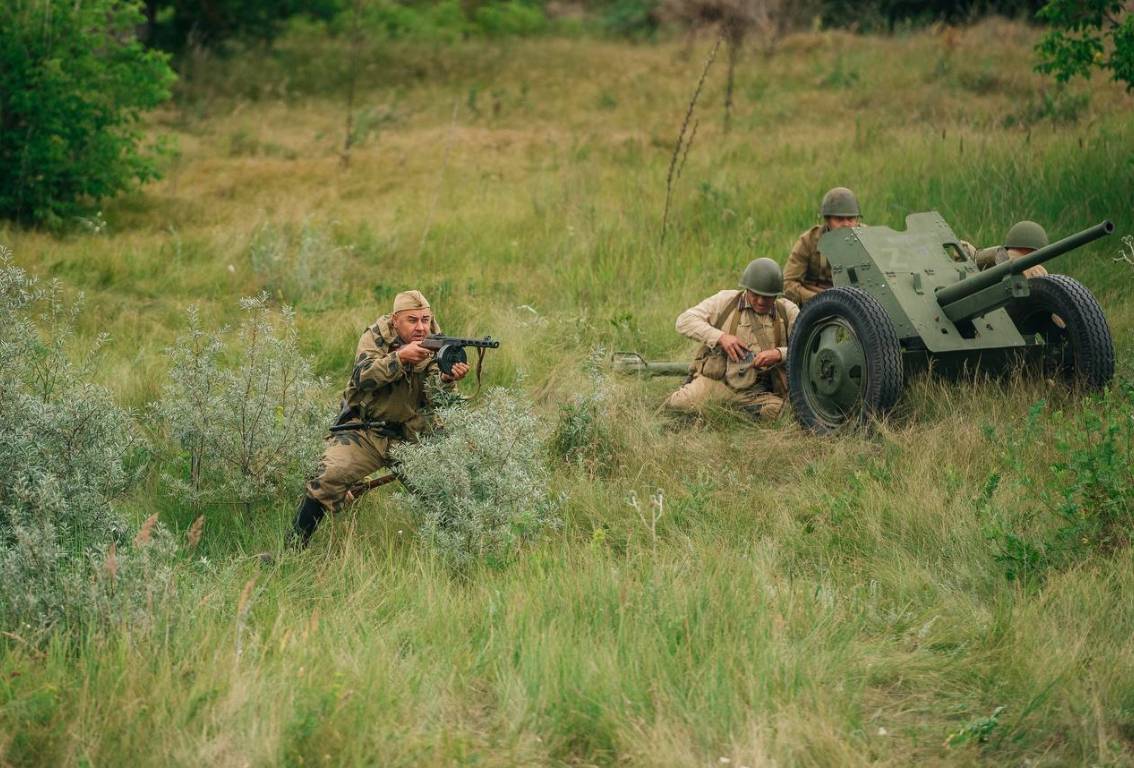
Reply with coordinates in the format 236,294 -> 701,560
2,18 -> 1133,766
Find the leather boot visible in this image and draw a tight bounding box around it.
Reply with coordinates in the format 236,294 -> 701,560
289,496 -> 326,548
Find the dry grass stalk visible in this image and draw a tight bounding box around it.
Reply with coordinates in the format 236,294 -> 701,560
676,118 -> 699,182
104,541 -> 119,583
186,515 -> 205,549
661,36 -> 721,245
340,0 -> 365,169
235,576 -> 258,659
133,514 -> 158,547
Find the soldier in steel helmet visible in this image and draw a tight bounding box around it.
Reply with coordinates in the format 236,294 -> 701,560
288,290 -> 470,547
972,221 -> 1051,278
664,258 -> 799,421
783,187 -> 861,306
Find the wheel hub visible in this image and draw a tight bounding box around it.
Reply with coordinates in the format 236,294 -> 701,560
814,348 -> 844,395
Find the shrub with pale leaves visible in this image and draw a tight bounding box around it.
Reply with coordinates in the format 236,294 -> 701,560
392,388 -> 561,569
154,294 -> 333,512
0,248 -> 172,634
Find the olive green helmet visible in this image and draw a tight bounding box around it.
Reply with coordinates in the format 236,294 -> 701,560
820,186 -> 861,218
739,257 -> 784,297
1003,220 -> 1049,252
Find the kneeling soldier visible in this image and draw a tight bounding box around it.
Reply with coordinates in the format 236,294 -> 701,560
290,290 -> 469,546
783,186 -> 861,306
665,258 -> 799,421
973,220 -> 1051,278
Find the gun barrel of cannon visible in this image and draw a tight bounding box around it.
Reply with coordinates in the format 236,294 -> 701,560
936,220 -> 1113,309
610,353 -> 689,377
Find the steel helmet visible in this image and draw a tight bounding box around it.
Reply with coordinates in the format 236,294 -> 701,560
739,258 -> 784,297
820,187 -> 861,218
1003,220 -> 1049,252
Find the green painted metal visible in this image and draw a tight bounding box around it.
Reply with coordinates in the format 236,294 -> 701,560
818,212 -> 1113,357
819,211 -> 1024,354
936,219 -> 1113,307
610,352 -> 688,377
799,318 -> 866,422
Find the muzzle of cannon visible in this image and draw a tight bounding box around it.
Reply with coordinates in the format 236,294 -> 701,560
935,220 -> 1114,323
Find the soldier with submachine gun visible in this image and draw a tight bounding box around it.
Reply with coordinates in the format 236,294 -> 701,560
289,289 -> 499,547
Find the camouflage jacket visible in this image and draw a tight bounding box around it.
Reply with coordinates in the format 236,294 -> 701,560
338,314 -> 449,438
783,225 -> 830,306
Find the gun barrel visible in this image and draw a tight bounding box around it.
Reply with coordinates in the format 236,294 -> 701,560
422,334 -> 500,349
936,220 -> 1113,308
610,353 -> 689,377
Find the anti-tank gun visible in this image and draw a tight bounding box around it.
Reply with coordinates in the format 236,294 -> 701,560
788,212 -> 1115,433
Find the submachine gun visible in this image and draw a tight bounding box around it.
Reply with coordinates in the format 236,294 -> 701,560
420,333 -> 500,375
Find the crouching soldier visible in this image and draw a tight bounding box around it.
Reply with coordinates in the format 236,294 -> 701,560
783,186 -> 862,306
665,258 -> 799,421
972,220 -> 1051,278
289,290 -> 469,547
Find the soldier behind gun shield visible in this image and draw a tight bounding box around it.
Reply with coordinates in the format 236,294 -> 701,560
664,258 -> 799,421
289,290 -> 469,547
783,186 -> 862,306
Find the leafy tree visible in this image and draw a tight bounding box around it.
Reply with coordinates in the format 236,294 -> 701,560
1035,0 -> 1134,91
0,0 -> 176,227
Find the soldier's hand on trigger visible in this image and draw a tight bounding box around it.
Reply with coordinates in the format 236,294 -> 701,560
441,362 -> 470,383
396,341 -> 432,366
717,334 -> 749,362
754,348 -> 782,368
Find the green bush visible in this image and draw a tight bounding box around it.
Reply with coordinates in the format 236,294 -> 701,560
473,1 -> 549,36
0,0 -> 175,227
153,295 -> 332,514
596,0 -> 660,38
1036,0 -> 1134,91
984,384 -> 1134,583
352,0 -> 471,42
391,388 -> 562,569
550,356 -> 624,478
0,248 -> 173,636
247,220 -> 346,307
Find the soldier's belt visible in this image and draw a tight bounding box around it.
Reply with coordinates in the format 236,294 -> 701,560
328,420 -> 404,438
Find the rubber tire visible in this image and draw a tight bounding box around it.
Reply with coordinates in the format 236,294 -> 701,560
1007,274 -> 1114,390
788,287 -> 904,435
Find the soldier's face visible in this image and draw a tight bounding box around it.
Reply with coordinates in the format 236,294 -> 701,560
747,291 -> 775,314
393,310 -> 432,343
826,215 -> 860,229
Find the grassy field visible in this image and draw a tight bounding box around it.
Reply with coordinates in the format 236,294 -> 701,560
2,18 -> 1134,766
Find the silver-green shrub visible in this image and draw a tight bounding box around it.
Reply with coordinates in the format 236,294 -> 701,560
154,294 -> 332,512
0,249 -> 171,634
247,220 -> 345,305
392,388 -> 561,569
550,348 -> 625,477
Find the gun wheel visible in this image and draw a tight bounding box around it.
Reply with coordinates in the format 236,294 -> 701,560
788,287 -> 903,434
1008,274 -> 1114,389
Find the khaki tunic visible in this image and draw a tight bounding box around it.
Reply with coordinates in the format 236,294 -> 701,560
665,290 -> 799,420
783,225 -> 830,306
306,314 -> 447,512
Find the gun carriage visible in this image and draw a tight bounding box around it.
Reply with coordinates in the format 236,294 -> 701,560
787,213 -> 1115,433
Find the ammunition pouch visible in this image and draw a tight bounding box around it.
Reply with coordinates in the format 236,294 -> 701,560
692,347 -> 727,381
